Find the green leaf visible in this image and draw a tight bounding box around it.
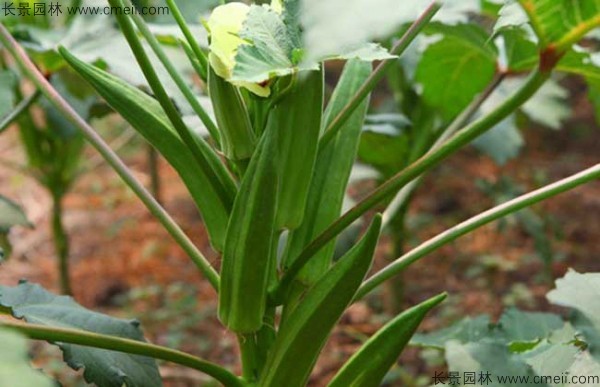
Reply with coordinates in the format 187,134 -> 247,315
411,315 -> 495,350
445,341 -> 546,386
0,282 -> 162,387
61,48 -> 236,252
416,24 -> 498,120
547,270 -> 600,358
0,327 -> 55,387
358,114 -> 412,176
328,293 -> 446,387
283,60 -> 372,285
232,5 -> 298,84
260,216 -> 382,387
473,117 -> 523,165
524,341 -> 580,381
499,309 -> 564,345
499,27 -> 539,72
517,0 -> 600,51
218,127 -> 279,333
0,195 -> 31,231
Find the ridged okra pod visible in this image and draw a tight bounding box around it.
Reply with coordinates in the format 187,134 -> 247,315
208,66 -> 257,161
218,125 -> 279,333
266,68 -> 324,230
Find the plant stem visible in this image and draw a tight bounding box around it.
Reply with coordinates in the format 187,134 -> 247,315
356,163 -> 600,300
272,69 -> 549,304
51,191 -> 72,295
318,1 -> 441,148
382,72 -> 506,228
0,23 -> 220,290
125,0 -> 220,143
1,321 -> 245,387
0,90 -> 39,134
237,333 -> 259,383
165,0 -> 209,79
148,145 -> 162,204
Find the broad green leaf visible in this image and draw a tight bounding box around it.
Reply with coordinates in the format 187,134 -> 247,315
0,328 -> 55,387
260,216 -> 381,387
416,24 -> 498,120
411,315 -> 495,349
517,0 -> 600,52
499,27 -> 538,72
283,60 -> 371,285
499,309 -> 564,345
219,127 -> 279,333
524,341 -> 580,385
0,282 -> 162,387
445,341 -> 546,386
61,48 -> 236,251
547,270 -> 600,358
328,293 -> 446,387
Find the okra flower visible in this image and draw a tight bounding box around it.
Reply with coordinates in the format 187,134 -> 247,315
206,1 -> 283,97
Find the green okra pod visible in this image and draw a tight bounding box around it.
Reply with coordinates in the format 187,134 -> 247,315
218,126 -> 279,333
260,215 -> 382,387
208,67 -> 257,162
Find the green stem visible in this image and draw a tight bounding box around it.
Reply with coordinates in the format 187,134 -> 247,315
272,69 -> 549,304
0,23 -> 220,290
0,90 -> 40,134
318,1 -> 441,148
180,39 -> 209,81
165,0 -> 209,79
356,163 -> 600,300
51,191 -> 72,295
1,321 -> 244,387
148,145 -> 162,205
125,0 -> 220,143
382,72 -> 506,228
237,333 -> 259,383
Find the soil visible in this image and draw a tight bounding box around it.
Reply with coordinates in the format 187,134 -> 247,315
0,100 -> 598,386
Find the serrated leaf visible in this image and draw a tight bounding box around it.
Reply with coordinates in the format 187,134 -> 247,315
524,341 -> 580,385
416,24 -> 498,120
0,195 -> 31,231
411,315 -> 496,349
547,270 -> 600,358
445,341 -> 546,386
232,5 -> 297,84
0,282 -> 162,387
0,328 -> 56,387
517,0 -> 600,51
499,309 -> 564,345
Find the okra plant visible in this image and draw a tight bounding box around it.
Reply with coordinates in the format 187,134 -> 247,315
0,0 -> 599,386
